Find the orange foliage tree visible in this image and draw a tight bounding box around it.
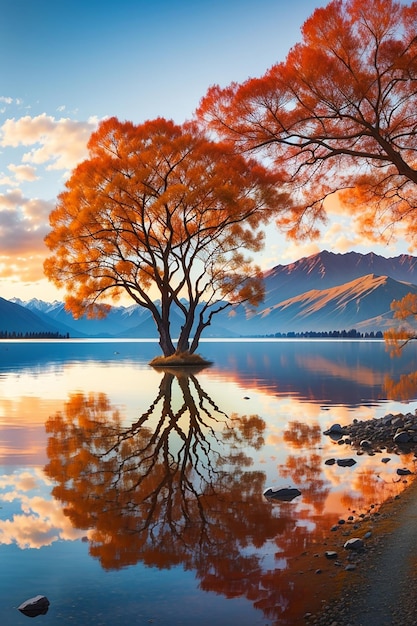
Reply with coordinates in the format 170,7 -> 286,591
383,293 -> 417,399
385,293 -> 417,350
44,117 -> 288,358
197,0 -> 417,243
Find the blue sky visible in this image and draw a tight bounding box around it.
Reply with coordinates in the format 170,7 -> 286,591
0,0 -> 409,302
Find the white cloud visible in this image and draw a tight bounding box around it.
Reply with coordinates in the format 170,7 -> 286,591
280,241 -> 321,263
0,113 -> 99,171
0,174 -> 16,186
8,163 -> 38,182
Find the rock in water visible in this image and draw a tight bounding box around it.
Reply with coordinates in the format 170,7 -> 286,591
17,595 -> 50,617
397,467 -> 413,475
337,458 -> 357,467
263,487 -> 302,501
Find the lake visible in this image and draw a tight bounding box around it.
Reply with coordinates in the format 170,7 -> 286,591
1,338 -> 417,625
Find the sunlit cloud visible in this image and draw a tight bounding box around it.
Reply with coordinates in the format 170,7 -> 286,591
0,113 -> 99,171
0,188 -> 53,279
279,241 -> 321,264
0,175 -> 15,186
8,163 -> 38,182
0,256 -> 47,282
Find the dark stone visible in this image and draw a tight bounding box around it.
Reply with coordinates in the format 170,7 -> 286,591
18,595 -> 50,617
393,431 -> 411,444
263,487 -> 302,501
324,423 -> 344,434
344,537 -> 364,550
397,468 -> 413,475
325,551 -> 338,559
337,458 -> 357,467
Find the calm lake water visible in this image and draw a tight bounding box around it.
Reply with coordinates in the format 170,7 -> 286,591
1,338 -> 417,625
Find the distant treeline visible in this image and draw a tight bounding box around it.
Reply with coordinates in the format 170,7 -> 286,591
260,329 -> 384,339
0,331 -> 70,339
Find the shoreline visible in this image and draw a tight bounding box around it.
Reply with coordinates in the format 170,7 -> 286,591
308,471 -> 417,625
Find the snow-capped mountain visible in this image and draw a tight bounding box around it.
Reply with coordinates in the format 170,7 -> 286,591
6,250 -> 417,337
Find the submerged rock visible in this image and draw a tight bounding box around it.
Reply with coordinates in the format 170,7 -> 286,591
264,487 -> 302,501
18,595 -> 50,617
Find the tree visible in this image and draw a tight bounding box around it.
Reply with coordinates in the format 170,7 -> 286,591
197,0 -> 417,243
384,292 -> 417,351
44,117 -> 287,359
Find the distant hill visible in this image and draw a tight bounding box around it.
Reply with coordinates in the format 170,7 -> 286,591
0,297 -> 65,336
263,250 -> 417,303
8,250 -> 417,337
240,273 -> 417,335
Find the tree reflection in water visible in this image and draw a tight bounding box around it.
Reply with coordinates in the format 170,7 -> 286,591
45,370 -> 305,622
384,370 -> 417,402
48,368 -> 403,623
282,421 -> 329,514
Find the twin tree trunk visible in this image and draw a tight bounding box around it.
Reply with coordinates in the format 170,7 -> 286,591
153,298 -> 211,357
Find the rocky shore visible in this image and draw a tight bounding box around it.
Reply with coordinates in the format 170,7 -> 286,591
307,410 -> 417,625
324,410 -> 417,455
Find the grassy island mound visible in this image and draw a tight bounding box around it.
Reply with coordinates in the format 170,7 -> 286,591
149,352 -> 212,368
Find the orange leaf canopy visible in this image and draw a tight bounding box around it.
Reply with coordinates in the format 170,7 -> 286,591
44,116 -> 288,354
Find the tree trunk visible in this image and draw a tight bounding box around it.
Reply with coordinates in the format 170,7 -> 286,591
189,318 -> 209,354
153,316 -> 176,356
176,311 -> 195,354
158,327 -> 176,356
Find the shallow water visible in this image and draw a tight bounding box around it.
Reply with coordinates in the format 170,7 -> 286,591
0,339 -> 416,625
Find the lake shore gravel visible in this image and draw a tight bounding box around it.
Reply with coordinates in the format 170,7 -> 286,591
308,414 -> 417,626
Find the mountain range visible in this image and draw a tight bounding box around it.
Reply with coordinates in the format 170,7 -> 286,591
5,250 -> 417,338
